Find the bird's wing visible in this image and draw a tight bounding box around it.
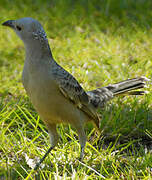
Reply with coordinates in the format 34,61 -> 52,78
52,63 -> 100,126
52,63 -> 89,106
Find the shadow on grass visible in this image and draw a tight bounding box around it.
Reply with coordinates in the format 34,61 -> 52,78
1,0 -> 152,32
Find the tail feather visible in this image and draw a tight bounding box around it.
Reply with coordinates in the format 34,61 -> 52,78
105,77 -> 149,96
87,76 -> 149,109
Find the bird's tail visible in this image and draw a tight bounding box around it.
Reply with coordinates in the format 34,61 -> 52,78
87,77 -> 149,109
104,76 -> 149,96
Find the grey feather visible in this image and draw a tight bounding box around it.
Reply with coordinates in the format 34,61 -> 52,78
87,77 -> 149,109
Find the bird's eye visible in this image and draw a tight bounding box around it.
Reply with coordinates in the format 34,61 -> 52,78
16,25 -> 22,31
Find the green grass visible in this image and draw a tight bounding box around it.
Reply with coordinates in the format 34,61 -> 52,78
0,0 -> 152,179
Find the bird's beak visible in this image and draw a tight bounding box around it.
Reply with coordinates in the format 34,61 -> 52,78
2,20 -> 15,28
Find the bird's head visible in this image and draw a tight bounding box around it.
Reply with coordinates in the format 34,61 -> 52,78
2,17 -> 47,45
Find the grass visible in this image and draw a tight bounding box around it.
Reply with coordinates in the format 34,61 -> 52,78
0,0 -> 152,179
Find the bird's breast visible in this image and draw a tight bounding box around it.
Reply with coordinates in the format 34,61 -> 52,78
21,60 -> 89,126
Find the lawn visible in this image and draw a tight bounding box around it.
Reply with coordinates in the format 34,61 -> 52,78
0,0 -> 152,179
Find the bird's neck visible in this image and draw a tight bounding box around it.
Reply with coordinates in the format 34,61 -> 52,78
25,39 -> 53,62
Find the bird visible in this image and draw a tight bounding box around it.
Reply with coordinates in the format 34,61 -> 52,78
2,17 -> 149,170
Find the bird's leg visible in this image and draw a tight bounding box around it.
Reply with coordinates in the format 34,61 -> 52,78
34,124 -> 58,170
34,146 -> 53,170
76,125 -> 87,161
80,145 -> 85,161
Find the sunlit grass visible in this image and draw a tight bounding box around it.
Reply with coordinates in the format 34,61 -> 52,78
0,0 -> 152,179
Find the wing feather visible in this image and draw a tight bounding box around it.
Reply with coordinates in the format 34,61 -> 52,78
52,63 -> 99,126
